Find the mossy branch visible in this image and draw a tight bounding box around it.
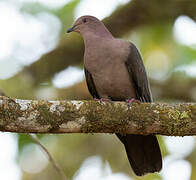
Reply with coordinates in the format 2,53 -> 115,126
0,96 -> 195,136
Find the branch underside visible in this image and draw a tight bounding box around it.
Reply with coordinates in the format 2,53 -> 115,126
0,96 -> 195,136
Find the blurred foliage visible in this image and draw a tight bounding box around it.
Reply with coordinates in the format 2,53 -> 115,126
54,0 -> 80,33
0,0 -> 196,180
21,0 -> 80,30
18,134 -> 45,155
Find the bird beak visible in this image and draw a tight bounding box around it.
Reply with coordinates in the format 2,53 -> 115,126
66,26 -> 75,33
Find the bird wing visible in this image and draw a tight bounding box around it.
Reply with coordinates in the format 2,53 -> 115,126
122,44 -> 162,176
125,43 -> 152,102
84,67 -> 100,99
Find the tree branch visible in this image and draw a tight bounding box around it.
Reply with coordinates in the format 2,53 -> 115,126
0,96 -> 195,136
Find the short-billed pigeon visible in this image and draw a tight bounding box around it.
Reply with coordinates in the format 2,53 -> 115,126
67,15 -> 162,176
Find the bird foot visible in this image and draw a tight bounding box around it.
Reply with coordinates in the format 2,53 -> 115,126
126,98 -> 141,109
94,98 -> 110,104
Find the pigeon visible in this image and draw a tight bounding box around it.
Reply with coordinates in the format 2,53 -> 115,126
67,15 -> 162,176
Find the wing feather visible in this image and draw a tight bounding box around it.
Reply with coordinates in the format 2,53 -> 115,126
125,43 -> 152,102
84,67 -> 100,99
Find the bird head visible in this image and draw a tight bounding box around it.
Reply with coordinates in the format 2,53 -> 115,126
66,15 -> 112,38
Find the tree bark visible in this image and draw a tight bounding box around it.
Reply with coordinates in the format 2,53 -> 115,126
0,96 -> 195,136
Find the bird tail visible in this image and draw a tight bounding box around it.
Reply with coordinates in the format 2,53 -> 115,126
116,134 -> 162,176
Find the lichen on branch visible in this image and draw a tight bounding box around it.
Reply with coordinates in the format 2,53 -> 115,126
0,96 -> 195,136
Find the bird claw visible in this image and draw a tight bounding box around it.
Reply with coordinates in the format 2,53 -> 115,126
94,98 -> 110,104
126,98 -> 141,109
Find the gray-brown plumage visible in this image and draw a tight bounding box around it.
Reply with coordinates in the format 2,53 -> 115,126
67,15 -> 162,176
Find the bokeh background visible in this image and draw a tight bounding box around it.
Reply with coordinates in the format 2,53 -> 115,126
0,0 -> 196,179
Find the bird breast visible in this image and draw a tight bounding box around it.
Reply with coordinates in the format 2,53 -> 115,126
84,39 -> 136,100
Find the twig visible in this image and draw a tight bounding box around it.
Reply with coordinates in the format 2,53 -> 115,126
29,134 -> 68,180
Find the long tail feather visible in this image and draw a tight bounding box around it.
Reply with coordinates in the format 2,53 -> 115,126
117,134 -> 162,176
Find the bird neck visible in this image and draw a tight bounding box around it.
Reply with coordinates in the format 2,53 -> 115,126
83,29 -> 113,46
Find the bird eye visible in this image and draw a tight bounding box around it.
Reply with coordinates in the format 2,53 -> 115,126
83,18 -> 87,23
